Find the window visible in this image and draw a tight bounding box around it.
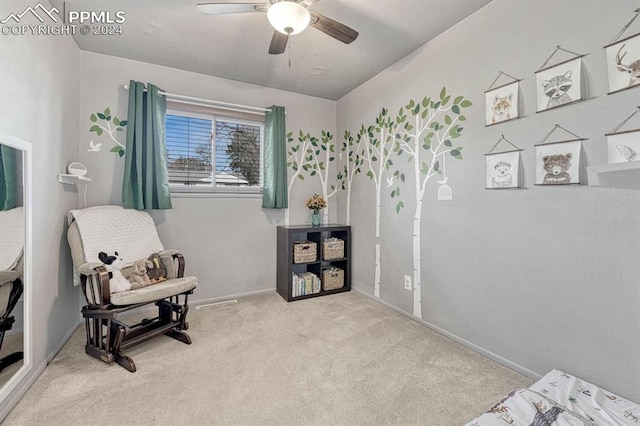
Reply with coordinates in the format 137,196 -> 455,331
165,108 -> 264,194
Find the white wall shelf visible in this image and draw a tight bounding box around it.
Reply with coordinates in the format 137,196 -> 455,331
58,174 -> 92,185
587,162 -> 640,190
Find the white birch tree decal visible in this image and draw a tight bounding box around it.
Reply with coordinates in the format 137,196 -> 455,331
390,87 -> 472,318
340,130 -> 363,225
285,131 -> 312,226
305,130 -> 342,224
359,107 -> 397,298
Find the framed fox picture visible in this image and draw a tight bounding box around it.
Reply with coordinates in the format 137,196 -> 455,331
485,81 -> 519,126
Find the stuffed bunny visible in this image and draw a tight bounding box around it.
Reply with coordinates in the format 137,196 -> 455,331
128,259 -> 153,290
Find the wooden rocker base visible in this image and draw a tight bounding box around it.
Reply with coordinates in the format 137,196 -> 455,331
112,327 -> 191,373
167,329 -> 191,345
116,353 -> 136,373
82,290 -> 194,372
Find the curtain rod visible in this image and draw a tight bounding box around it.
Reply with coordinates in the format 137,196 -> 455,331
122,84 -> 271,115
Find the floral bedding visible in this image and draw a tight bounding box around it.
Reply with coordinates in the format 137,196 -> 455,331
466,369 -> 640,425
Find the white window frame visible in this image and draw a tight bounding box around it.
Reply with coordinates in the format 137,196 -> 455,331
166,107 -> 264,196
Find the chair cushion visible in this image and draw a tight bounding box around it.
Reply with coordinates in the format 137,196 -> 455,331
110,276 -> 197,306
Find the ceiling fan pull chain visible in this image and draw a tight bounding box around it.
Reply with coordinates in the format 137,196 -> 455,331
288,39 -> 292,69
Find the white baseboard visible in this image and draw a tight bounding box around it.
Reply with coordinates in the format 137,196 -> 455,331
352,286 -> 542,381
120,287 -> 276,318
190,288 -> 275,307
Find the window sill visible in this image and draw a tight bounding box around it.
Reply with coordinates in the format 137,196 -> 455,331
170,191 -> 263,199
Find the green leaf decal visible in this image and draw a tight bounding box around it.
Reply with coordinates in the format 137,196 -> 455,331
90,114 -> 97,123
104,108 -> 111,116
110,146 -> 121,153
113,117 -> 120,126
452,105 -> 460,114
460,100 -> 472,108
89,125 -> 100,133
97,113 -> 106,120
434,161 -> 440,172
118,149 -> 125,157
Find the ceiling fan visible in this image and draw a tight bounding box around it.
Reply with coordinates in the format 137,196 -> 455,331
197,0 -> 359,55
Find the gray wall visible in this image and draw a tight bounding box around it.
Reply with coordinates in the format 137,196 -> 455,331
79,52 -> 337,301
337,0 -> 640,401
0,0 -> 81,416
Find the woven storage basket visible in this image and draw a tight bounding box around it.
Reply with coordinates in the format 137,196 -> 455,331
293,240 -> 317,263
322,267 -> 344,291
322,238 -> 345,260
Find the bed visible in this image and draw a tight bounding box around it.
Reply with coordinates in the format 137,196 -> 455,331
466,369 -> 640,425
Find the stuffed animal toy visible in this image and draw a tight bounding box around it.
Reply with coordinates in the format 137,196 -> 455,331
147,253 -> 168,284
128,259 -> 153,290
98,251 -> 131,293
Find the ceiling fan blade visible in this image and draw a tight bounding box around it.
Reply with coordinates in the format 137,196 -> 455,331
309,11 -> 358,44
269,30 -> 289,55
197,2 -> 268,15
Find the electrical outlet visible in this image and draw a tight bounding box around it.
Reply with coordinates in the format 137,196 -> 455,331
404,275 -> 412,291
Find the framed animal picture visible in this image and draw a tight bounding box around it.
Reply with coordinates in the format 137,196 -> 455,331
535,56 -> 583,113
535,140 -> 582,185
606,130 -> 640,163
485,80 -> 520,126
605,34 -> 640,94
485,150 -> 521,189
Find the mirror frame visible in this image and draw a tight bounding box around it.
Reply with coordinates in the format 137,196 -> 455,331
0,130 -> 32,402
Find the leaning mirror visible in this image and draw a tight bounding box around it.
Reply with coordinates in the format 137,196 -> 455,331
0,131 -> 31,402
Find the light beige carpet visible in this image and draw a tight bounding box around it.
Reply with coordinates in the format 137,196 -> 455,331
3,292 -> 532,425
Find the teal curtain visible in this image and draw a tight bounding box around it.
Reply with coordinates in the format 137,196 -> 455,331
0,145 -> 17,211
122,80 -> 172,210
262,106 -> 288,209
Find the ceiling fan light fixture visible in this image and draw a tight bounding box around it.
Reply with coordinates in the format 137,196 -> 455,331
267,1 -> 310,35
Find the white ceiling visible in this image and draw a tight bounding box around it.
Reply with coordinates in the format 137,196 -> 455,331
51,0 -> 492,100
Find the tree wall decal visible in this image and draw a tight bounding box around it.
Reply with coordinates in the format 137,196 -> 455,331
304,130 -> 342,224
285,131 -> 312,226
358,107 -> 397,298
390,87 -> 472,318
340,130 -> 363,226
88,107 -> 127,156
